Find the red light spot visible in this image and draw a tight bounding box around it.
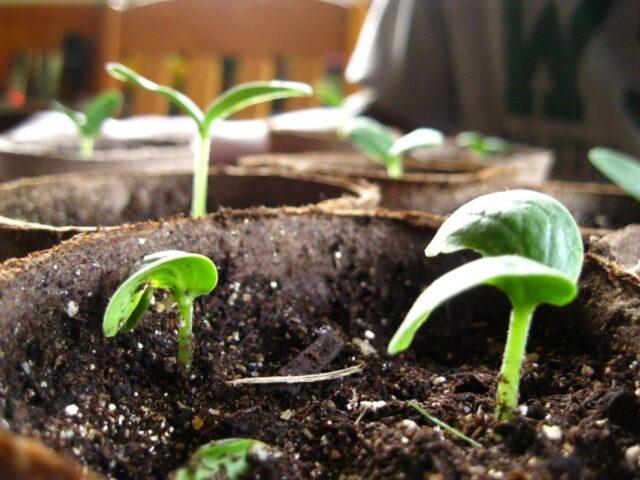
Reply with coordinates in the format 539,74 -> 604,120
6,89 -> 25,108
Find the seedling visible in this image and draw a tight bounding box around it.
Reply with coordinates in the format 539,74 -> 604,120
106,63 -> 312,217
171,438 -> 278,480
54,90 -> 122,159
103,250 -> 218,374
456,131 -> 510,156
588,147 -> 640,201
388,190 -> 583,420
340,116 -> 444,178
315,77 -> 374,117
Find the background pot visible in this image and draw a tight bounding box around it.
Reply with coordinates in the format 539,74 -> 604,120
0,208 -> 636,479
0,167 -> 378,261
267,131 -> 554,184
241,151 -> 519,212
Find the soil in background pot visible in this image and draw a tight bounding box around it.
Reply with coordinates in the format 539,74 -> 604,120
0,209 -> 638,479
0,167 -> 378,261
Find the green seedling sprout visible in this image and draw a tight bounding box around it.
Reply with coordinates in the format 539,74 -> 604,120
171,438 -> 278,480
315,77 -> 375,117
388,190 -> 583,420
340,116 -> 444,178
106,63 -> 312,217
103,250 -> 218,374
588,147 -> 640,201
456,131 -> 510,156
54,90 -> 123,159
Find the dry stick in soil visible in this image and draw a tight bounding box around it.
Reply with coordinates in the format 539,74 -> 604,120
103,250 -> 218,374
339,116 -> 444,178
387,190 -> 583,420
55,90 -> 123,159
106,63 -> 312,217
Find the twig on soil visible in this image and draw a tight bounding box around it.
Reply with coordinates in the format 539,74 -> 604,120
407,400 -> 482,448
227,364 -> 363,385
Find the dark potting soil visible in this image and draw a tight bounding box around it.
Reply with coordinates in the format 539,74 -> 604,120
0,211 -> 638,479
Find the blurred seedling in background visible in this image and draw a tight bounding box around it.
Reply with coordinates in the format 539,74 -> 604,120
315,76 -> 375,118
388,190 -> 583,420
54,90 -> 122,159
340,116 -> 444,178
589,147 -> 640,201
456,131 -> 510,157
103,250 -> 218,374
107,63 -> 312,217
170,438 -> 279,480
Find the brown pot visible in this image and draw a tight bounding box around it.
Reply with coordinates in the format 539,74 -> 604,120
241,151 -> 518,212
0,137 -> 195,182
267,132 -> 554,184
0,208 -> 637,479
0,167 -> 378,261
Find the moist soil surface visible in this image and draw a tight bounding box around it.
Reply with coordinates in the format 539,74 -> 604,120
0,211 -> 638,479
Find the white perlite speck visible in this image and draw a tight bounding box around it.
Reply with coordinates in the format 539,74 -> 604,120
626,445 -> 640,469
360,400 -> 387,411
65,301 -> 79,318
542,424 -> 562,441
65,404 -> 79,416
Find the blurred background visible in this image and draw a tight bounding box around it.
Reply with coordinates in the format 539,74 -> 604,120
0,0 -> 638,180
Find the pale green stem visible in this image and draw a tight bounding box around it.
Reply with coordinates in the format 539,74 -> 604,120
79,135 -> 95,159
191,131 -> 212,217
176,298 -> 194,374
386,155 -> 403,178
495,304 -> 535,420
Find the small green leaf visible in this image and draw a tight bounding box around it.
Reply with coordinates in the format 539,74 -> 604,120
425,189 -> 583,282
54,101 -> 84,127
588,147 -> 640,201
103,250 -> 217,337
456,131 -> 510,156
203,81 -> 312,132
315,77 -> 344,107
171,439 -> 276,480
387,255 -> 577,354
106,63 -> 204,126
340,116 -> 396,163
388,128 -> 444,157
83,90 -> 122,136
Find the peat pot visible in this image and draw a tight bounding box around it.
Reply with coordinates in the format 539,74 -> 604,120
0,167 -> 378,261
0,209 -> 638,478
0,137 -> 195,182
241,152 -> 519,213
266,134 -> 554,184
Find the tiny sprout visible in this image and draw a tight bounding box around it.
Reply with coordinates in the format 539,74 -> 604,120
588,147 -> 640,201
106,63 -> 312,217
171,438 -> 278,480
340,116 -> 444,178
407,401 -> 481,447
388,190 -> 583,420
54,90 -> 123,159
456,131 -> 510,156
103,250 -> 218,374
315,77 -> 375,117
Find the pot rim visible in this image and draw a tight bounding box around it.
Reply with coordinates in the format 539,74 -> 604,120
0,166 -> 380,233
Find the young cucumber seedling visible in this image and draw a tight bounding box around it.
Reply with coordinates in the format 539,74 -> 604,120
55,90 -> 123,159
315,77 -> 374,117
387,190 -> 583,420
171,438 -> 278,480
103,250 -> 218,374
106,63 -> 312,217
340,116 -> 444,178
456,131 -> 510,156
588,147 -> 640,201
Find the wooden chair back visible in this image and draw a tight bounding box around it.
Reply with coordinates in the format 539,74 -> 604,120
101,0 -> 353,118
